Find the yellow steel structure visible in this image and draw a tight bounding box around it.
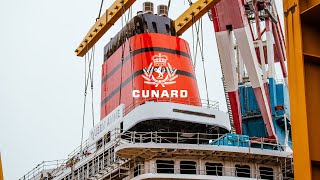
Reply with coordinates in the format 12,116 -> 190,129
75,0 -> 221,57
174,0 -> 220,36
284,0 -> 320,179
0,153 -> 3,180
75,0 -> 137,57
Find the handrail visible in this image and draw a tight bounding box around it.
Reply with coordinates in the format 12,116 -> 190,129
120,131 -> 291,151
19,159 -> 67,180
123,97 -> 220,116
20,130 -> 292,179
20,129 -> 121,180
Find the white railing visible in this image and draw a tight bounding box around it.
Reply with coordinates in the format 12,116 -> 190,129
19,160 -> 66,180
120,131 -> 290,151
124,97 -> 219,115
20,130 -> 293,179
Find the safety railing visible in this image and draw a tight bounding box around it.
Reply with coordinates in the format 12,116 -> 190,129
131,162 -> 293,179
66,128 -> 121,160
19,160 -> 67,180
20,129 -> 121,179
123,97 -> 219,116
120,131 -> 291,151
21,130 -> 292,179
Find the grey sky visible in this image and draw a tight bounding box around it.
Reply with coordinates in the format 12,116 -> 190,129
0,0 -> 284,179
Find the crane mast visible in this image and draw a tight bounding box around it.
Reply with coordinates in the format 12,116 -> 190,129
212,0 -> 289,141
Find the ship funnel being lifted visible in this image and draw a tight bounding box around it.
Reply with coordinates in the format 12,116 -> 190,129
157,5 -> 168,17
143,2 -> 154,14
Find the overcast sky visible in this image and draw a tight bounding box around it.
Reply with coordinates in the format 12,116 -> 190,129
0,0 -> 284,179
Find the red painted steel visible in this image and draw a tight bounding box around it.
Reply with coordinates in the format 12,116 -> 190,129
272,24 -> 288,79
228,91 -> 242,134
211,0 -> 246,134
255,46 -> 282,64
211,0 -> 247,32
101,33 -> 201,120
211,0 -> 277,139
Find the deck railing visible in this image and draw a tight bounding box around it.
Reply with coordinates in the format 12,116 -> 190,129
120,131 -> 291,151
123,97 -> 219,116
19,159 -> 66,180
20,130 -> 293,179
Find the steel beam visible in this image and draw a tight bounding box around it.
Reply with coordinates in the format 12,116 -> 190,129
174,0 -> 221,36
284,0 -> 320,179
75,0 -> 137,57
75,0 -> 222,56
0,153 -> 3,180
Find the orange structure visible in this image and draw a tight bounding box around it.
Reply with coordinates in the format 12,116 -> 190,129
0,153 -> 3,180
284,0 -> 320,179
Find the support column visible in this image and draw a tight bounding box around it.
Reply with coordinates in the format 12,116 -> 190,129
273,23 -> 289,85
265,19 -> 276,79
234,25 -> 277,139
216,30 -> 242,134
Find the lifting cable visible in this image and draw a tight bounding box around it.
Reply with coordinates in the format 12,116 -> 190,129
80,46 -> 96,152
96,0 -> 105,21
167,0 -> 171,15
192,18 -> 210,106
79,0 -> 107,153
119,4 -> 132,105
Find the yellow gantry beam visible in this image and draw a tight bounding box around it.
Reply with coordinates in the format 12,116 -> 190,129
75,0 -> 221,57
75,0 -> 137,57
173,0 -> 220,36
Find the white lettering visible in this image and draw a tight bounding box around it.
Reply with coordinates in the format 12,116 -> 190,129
132,90 -> 189,98
89,104 -> 124,145
161,90 -> 169,98
151,90 -> 160,97
171,90 -> 178,97
142,90 -> 149,98
181,90 -> 188,97
132,90 -> 140,98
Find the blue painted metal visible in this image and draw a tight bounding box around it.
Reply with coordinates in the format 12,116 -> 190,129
211,133 -> 250,147
238,78 -> 292,148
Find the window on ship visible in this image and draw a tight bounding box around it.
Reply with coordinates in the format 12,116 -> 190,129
235,164 -> 251,178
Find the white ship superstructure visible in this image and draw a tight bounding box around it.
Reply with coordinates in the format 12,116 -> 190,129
21,100 -> 293,180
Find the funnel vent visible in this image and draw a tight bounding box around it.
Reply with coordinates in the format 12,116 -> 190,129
143,2 -> 154,14
157,5 -> 168,17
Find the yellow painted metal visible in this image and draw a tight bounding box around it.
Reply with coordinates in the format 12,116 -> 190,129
0,153 -> 3,180
300,0 -> 320,12
173,0 -> 220,36
75,0 -> 222,57
75,0 -> 137,57
284,0 -> 320,179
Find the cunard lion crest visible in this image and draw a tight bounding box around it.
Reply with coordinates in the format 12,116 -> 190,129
142,53 -> 178,87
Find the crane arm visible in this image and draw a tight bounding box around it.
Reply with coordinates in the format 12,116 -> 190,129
75,0 -> 221,57
174,0 -> 221,36
75,0 -> 136,57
